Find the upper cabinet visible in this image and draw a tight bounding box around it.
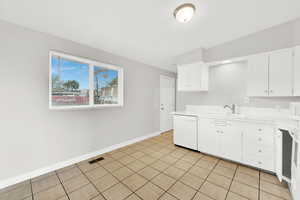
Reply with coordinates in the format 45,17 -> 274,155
177,62 -> 209,92
247,53 -> 269,96
247,48 -> 294,97
269,49 -> 293,97
294,46 -> 300,96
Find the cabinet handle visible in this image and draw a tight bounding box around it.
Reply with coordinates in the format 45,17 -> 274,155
270,90 -> 274,93
258,161 -> 262,164
258,138 -> 262,141
258,150 -> 262,153
258,128 -> 262,131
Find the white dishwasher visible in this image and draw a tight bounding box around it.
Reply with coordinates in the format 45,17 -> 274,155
173,115 -> 198,150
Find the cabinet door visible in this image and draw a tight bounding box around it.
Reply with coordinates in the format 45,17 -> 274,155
198,119 -> 219,155
294,46 -> 300,96
189,63 -> 202,91
173,115 -> 198,150
269,48 -> 293,96
219,123 -> 242,162
177,65 -> 189,91
177,62 -> 208,91
247,53 -> 269,96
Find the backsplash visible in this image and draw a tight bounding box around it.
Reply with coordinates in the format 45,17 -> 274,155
185,105 -> 290,117
176,61 -> 300,110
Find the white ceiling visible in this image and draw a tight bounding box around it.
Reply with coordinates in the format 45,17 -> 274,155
0,0 -> 300,72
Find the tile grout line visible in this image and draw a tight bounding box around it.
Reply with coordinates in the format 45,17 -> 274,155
25,174 -> 65,198
30,179 -> 34,200
4,133 -> 288,200
61,138 -> 175,200
193,156 -> 222,199
123,145 -> 180,199
76,163 -> 109,200
55,171 -> 71,200
82,148 -> 171,200
114,137 -> 183,199
223,161 -> 238,200
259,171 -> 261,200
107,151 -> 165,199
158,152 -> 214,200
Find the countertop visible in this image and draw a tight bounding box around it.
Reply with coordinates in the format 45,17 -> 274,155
172,111 -> 300,130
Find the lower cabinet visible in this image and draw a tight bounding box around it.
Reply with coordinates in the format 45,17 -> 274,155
242,123 -> 275,172
198,118 -> 276,172
220,122 -> 243,162
198,119 -> 242,162
198,118 -> 219,155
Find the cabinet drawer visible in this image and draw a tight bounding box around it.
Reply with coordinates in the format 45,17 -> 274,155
248,132 -> 273,142
244,144 -> 274,157
243,153 -> 275,172
244,124 -> 274,135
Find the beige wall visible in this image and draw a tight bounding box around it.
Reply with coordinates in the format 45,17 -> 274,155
0,20 -> 175,182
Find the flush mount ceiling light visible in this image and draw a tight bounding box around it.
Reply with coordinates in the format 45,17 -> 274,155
173,3 -> 196,23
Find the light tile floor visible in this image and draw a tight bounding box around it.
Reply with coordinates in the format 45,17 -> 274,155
0,131 -> 292,200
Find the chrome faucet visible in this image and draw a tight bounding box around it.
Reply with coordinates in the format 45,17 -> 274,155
224,104 -> 236,114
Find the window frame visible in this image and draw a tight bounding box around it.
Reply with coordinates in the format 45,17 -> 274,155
49,51 -> 124,110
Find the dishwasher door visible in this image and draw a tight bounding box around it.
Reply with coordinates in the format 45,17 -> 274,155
173,115 -> 198,150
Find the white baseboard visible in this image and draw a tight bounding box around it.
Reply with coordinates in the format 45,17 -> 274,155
0,131 -> 161,190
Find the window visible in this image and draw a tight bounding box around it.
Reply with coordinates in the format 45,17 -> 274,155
49,51 -> 123,109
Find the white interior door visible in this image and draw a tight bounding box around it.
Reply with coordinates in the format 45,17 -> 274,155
160,75 -> 175,132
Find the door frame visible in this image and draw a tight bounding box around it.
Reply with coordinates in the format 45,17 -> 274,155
160,75 -> 176,133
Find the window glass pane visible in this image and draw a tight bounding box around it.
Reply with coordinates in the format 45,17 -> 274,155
94,66 -> 118,104
51,56 -> 89,106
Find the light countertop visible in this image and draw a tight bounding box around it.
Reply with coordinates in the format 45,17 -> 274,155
172,111 -> 300,129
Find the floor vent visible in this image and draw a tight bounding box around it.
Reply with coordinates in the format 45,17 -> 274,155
88,157 -> 104,164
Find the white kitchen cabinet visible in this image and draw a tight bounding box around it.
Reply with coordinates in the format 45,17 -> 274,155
247,53 -> 269,96
177,62 -> 209,92
174,113 -> 278,173
247,48 -> 294,97
173,115 -> 198,150
242,123 -> 275,171
294,46 -> 300,96
198,118 -> 219,156
198,119 -> 242,161
220,122 -> 242,162
269,49 -> 293,96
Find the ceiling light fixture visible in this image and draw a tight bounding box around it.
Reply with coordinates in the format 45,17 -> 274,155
173,3 -> 196,23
